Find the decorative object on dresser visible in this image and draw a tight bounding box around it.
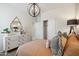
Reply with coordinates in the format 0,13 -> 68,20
1,28 -> 11,33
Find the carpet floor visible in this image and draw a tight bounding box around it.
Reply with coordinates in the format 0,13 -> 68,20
0,48 -> 17,56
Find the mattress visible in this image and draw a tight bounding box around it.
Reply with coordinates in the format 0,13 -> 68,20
16,39 -> 53,56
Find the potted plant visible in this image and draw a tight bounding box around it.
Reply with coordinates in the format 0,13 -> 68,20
1,28 -> 11,37
1,28 -> 11,33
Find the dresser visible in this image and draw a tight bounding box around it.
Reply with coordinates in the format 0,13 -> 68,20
18,34 -> 31,46
3,32 -> 31,55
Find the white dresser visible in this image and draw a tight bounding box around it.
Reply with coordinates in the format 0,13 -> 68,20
3,35 -> 18,51
3,32 -> 31,55
18,34 -> 31,46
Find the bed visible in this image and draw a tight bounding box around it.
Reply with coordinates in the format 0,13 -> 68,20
16,33 -> 79,56
16,39 -> 53,56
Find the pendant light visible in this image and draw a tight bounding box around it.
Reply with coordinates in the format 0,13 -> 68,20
27,3 -> 40,17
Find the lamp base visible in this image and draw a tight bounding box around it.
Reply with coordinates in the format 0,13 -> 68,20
69,26 -> 75,34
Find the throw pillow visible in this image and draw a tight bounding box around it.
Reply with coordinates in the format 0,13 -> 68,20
63,33 -> 79,56
61,35 -> 67,50
50,35 -> 62,56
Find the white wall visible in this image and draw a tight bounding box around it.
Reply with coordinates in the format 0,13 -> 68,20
0,4 -> 34,51
33,3 -> 75,40
75,4 -> 79,34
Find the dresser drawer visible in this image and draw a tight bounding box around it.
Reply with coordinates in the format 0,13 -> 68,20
5,36 -> 18,50
3,34 -> 29,51
7,42 -> 18,50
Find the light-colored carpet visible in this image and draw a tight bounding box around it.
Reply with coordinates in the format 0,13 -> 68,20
0,49 -> 17,56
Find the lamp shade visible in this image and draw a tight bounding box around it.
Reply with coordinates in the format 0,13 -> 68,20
67,19 -> 79,25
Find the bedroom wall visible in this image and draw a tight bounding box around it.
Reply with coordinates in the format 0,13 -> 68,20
75,4 -> 79,34
32,3 -> 75,40
0,4 -> 34,52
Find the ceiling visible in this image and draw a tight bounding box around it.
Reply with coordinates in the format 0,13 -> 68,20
5,3 -> 79,13
7,3 -> 28,13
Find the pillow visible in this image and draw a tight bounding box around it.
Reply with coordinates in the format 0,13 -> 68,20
62,32 -> 68,38
63,33 -> 79,56
45,35 -> 67,49
50,35 -> 62,56
57,36 -> 63,56
50,31 -> 68,56
61,35 -> 67,50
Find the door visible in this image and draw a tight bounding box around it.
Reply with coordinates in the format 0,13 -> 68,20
43,20 -> 48,40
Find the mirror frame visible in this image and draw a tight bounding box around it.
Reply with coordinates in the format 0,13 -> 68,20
10,16 -> 23,32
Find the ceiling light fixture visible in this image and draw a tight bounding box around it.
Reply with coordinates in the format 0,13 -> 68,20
27,3 -> 40,17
